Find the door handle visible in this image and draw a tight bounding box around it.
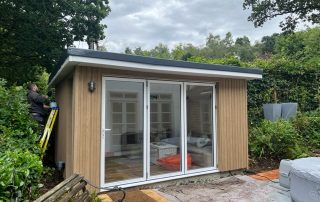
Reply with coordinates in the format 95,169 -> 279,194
102,129 -> 112,138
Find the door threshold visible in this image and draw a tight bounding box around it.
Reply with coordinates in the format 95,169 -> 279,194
100,169 -> 219,191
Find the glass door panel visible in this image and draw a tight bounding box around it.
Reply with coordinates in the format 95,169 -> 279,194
186,85 -> 214,170
149,83 -> 182,176
104,80 -> 144,183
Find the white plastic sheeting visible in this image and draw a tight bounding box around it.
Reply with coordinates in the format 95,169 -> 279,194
290,157 -> 320,202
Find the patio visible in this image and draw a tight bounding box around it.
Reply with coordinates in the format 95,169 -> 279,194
99,171 -> 292,202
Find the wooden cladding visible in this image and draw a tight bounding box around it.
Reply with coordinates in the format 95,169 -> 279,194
55,77 -> 73,177
56,66 -> 248,189
217,79 -> 248,171
72,67 -> 101,190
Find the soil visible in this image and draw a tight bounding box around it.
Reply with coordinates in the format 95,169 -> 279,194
39,168 -> 63,196
248,158 -> 281,173
312,149 -> 320,157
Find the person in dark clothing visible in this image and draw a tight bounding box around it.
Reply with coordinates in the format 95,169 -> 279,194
27,83 -> 50,126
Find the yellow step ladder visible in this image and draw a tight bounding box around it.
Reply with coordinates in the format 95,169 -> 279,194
40,108 -> 58,158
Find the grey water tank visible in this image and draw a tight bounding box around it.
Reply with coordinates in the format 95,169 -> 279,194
281,103 -> 297,119
263,103 -> 282,121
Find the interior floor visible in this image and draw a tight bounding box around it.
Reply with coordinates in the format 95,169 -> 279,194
105,156 -> 203,183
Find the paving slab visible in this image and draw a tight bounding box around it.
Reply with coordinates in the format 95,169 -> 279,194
157,175 -> 292,202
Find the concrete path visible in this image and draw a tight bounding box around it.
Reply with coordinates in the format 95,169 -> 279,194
157,175 -> 292,202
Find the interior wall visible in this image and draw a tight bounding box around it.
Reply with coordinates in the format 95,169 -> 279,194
69,66 -> 248,189
55,76 -> 74,177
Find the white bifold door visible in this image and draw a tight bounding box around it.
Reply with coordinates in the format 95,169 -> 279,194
101,77 -> 216,187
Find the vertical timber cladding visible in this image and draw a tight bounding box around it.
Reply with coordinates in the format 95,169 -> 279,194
217,79 -> 248,171
73,66 -> 101,191
55,77 -> 73,177
71,66 -> 248,187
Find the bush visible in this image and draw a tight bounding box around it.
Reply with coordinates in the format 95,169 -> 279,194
249,120 -> 308,160
0,79 -> 38,133
0,78 -> 43,200
0,150 -> 43,201
291,109 -> 320,149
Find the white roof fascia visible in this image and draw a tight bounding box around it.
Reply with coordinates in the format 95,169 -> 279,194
49,55 -> 262,86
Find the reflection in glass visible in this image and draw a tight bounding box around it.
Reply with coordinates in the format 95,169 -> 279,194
149,83 -> 181,176
186,85 -> 214,170
105,80 -> 144,183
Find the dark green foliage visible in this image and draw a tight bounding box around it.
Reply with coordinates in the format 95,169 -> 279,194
234,36 -> 255,61
249,120 -> 308,160
188,55 -> 241,67
249,110 -> 320,161
0,79 -> 38,136
0,0 -> 110,85
0,78 -> 43,200
0,150 -> 43,201
243,0 -> 320,31
260,34 -> 279,55
171,44 -> 200,61
247,57 -> 320,125
292,110 -> 320,149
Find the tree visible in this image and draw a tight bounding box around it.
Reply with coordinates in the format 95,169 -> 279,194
124,47 -> 133,54
171,44 -> 199,61
0,0 -> 110,85
222,32 -> 234,49
275,27 -> 320,60
133,47 -> 146,56
260,34 -> 279,54
148,43 -> 171,59
234,36 -> 255,61
129,44 -> 172,59
243,0 -> 320,31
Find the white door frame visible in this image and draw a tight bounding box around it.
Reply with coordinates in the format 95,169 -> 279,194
147,80 -> 184,180
101,77 -> 147,188
184,82 -> 217,174
101,77 -> 218,188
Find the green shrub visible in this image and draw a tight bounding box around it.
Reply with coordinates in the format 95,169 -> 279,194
0,79 -> 38,136
249,120 -> 308,160
0,78 -> 43,200
0,150 -> 43,201
291,109 -> 320,149
0,79 -> 40,155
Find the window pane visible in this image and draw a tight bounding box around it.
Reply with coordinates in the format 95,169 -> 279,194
112,124 -> 122,134
126,103 -> 136,112
125,93 -> 137,99
162,113 -> 171,122
105,80 -> 144,183
151,113 -> 158,122
126,114 -> 136,123
149,83 -> 181,176
112,114 -> 122,123
151,103 -> 158,112
112,102 -> 122,112
162,103 -> 170,112
110,92 -> 123,98
186,85 -> 214,170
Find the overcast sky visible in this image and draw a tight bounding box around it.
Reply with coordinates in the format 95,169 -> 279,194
76,0 -> 287,52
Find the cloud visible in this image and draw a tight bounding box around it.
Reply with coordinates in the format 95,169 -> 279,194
100,0 -> 284,52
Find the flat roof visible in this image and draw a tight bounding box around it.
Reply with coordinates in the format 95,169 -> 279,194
49,48 -> 262,86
